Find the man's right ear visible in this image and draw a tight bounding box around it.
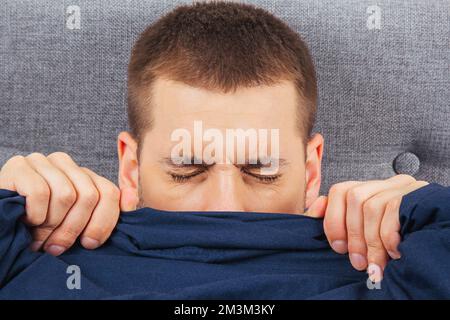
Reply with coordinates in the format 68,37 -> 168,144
303,132 -> 324,210
117,131 -> 140,211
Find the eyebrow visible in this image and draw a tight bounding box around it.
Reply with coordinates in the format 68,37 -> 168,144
160,156 -> 212,169
160,157 -> 289,169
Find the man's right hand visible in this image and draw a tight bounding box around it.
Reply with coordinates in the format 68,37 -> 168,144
0,152 -> 122,256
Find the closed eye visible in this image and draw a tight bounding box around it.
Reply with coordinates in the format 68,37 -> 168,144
241,168 -> 281,183
169,170 -> 206,183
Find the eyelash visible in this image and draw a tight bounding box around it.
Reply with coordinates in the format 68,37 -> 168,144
169,169 -> 281,183
241,169 -> 281,183
170,171 -> 204,183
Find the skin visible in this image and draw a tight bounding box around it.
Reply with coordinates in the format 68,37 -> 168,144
0,153 -> 120,255
0,78 -> 429,282
119,79 -> 318,213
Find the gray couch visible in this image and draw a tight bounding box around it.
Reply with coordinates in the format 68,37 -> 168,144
1,0 -> 449,195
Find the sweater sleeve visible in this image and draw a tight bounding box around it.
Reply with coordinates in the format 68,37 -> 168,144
0,189 -> 41,288
379,182 -> 450,299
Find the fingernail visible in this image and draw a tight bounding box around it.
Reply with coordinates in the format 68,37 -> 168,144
46,245 -> 66,256
81,237 -> 100,249
331,240 -> 348,254
350,253 -> 367,270
367,263 -> 383,282
388,250 -> 402,260
30,241 -> 43,252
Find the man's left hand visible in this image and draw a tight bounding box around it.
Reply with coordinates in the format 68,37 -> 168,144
305,174 -> 429,281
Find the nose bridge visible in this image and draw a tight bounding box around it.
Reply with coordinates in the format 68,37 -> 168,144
204,165 -> 245,211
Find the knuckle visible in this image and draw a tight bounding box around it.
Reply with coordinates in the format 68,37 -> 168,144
380,230 -> 390,245
386,197 -> 401,210
36,223 -> 59,233
323,216 -> 342,236
102,183 -> 120,201
31,227 -> 51,242
323,221 -> 335,240
47,152 -> 72,162
2,155 -> 26,171
9,154 -> 26,163
380,230 -> 392,247
380,231 -> 398,249
56,227 -> 82,244
407,175 -> 417,182
329,182 -> 349,196
362,200 -> 381,217
33,183 -> 51,201
78,188 -> 100,208
28,213 -> 47,226
347,228 -> 362,241
56,187 -> 77,208
396,174 -> 416,183
347,240 -> 365,255
26,152 -> 46,161
86,224 -> 111,240
328,184 -> 341,195
415,180 -> 429,188
80,166 -> 91,173
366,239 -> 384,252
346,187 -> 365,205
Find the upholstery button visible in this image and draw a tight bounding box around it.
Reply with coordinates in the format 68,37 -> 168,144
393,152 -> 420,175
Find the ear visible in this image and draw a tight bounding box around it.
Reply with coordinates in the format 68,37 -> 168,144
303,133 -> 324,215
117,131 -> 140,211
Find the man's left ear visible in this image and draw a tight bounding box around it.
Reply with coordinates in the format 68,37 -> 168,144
303,133 -> 324,209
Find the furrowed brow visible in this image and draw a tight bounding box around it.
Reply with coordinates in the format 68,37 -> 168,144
236,158 -> 288,168
160,156 -> 214,169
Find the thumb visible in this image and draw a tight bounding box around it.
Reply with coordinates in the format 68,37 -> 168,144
119,187 -> 139,212
304,195 -> 328,218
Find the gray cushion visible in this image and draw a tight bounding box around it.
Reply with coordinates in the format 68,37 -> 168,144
1,0 -> 449,196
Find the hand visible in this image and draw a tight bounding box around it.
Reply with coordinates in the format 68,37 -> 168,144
305,174 -> 429,281
0,152 -> 125,256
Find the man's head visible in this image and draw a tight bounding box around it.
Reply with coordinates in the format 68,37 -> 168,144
118,0 -> 324,213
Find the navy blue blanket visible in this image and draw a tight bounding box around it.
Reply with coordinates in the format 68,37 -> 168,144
0,183 -> 449,299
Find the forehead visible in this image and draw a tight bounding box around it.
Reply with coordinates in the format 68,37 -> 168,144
148,77 -> 300,133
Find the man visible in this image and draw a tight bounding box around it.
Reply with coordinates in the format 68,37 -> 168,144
0,1 -> 448,298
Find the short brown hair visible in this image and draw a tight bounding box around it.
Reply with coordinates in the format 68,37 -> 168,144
127,0 -> 317,157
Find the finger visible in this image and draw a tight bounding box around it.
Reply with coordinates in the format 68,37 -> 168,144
43,153 -> 100,256
0,155 -> 49,226
346,175 -> 416,271
380,180 -> 430,260
304,195 -> 328,218
24,153 -> 77,251
120,186 -> 139,212
364,179 -> 427,279
380,197 -> 402,260
324,181 -> 362,254
362,196 -> 389,279
79,167 -> 120,249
